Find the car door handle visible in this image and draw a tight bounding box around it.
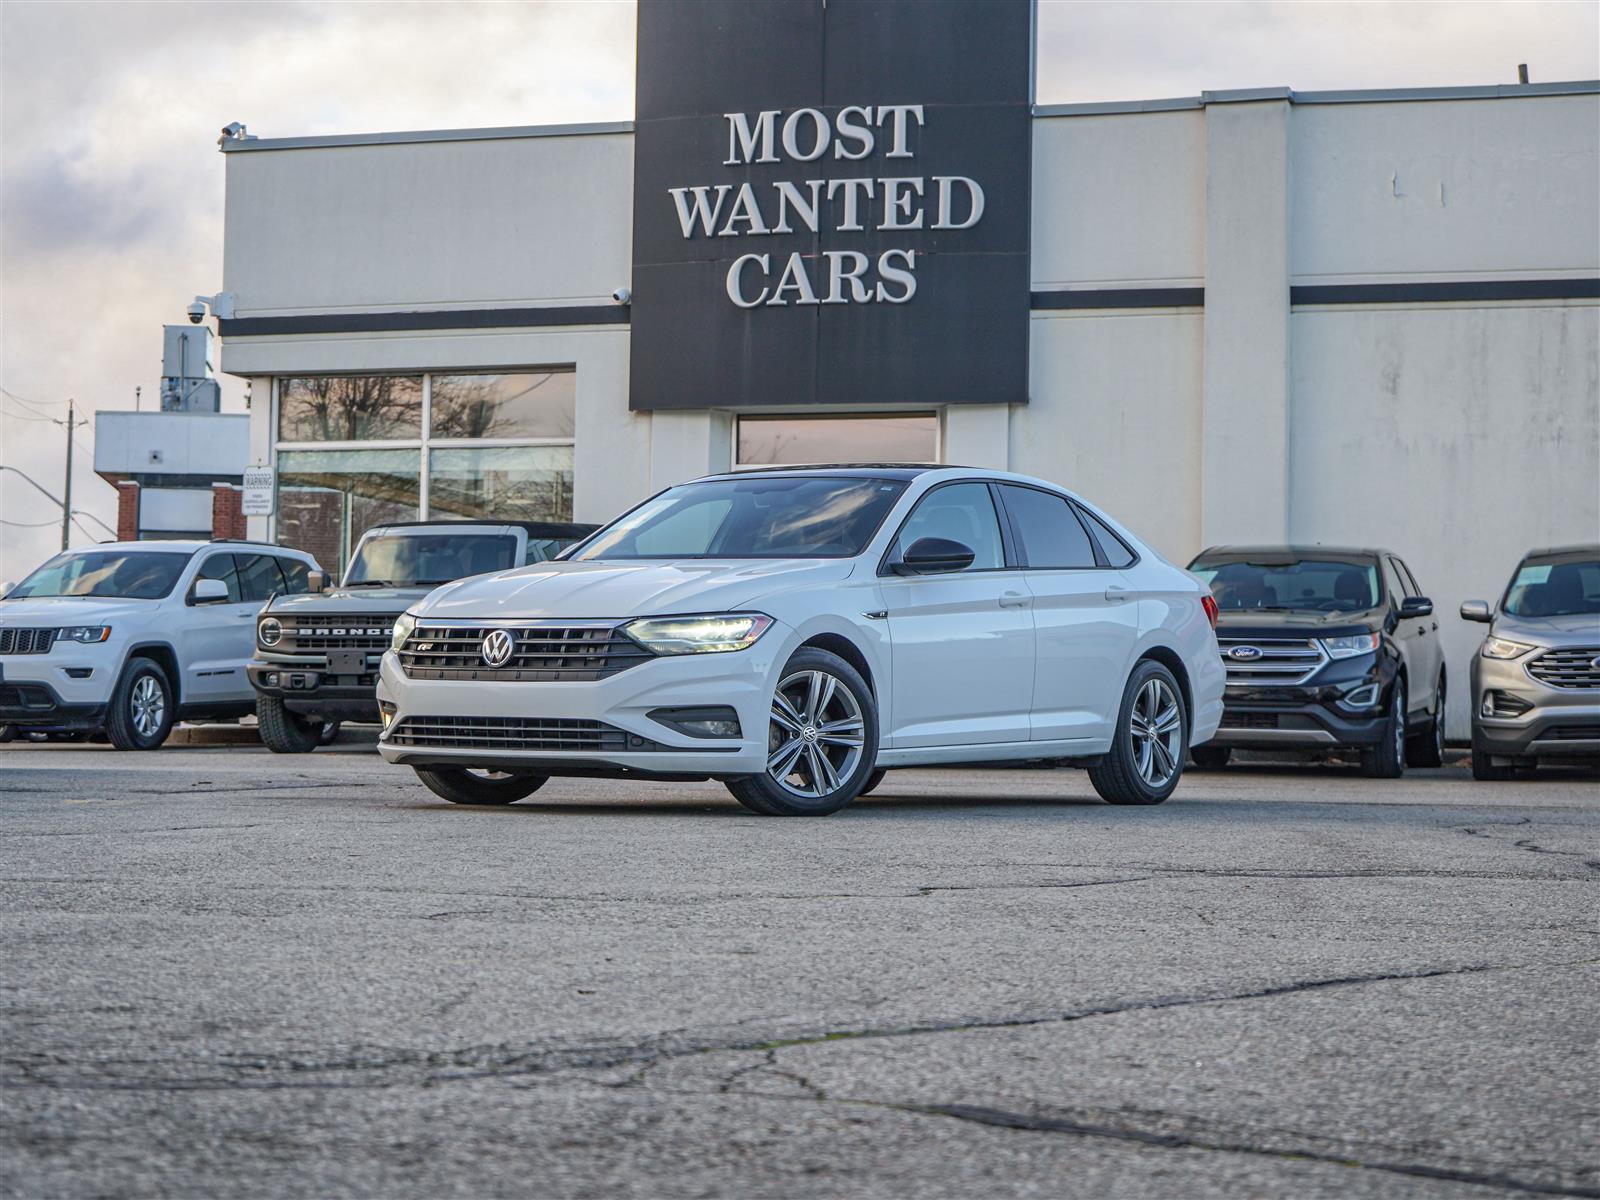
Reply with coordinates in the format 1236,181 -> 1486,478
998,591 -> 1032,609
1104,586 -> 1132,602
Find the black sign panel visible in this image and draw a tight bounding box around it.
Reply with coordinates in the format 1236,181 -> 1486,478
629,0 -> 1033,412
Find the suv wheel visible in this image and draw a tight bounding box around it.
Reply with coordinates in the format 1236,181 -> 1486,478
1407,672 -> 1447,768
414,766 -> 548,805
1191,745 -> 1231,770
725,647 -> 878,817
318,720 -> 343,746
105,657 -> 175,751
1089,660 -> 1188,805
1360,682 -> 1406,779
256,696 -> 323,754
1470,732 -> 1525,781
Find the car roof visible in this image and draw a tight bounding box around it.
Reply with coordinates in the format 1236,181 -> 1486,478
698,464 -> 950,482
76,539 -> 300,555
1522,544 -> 1600,559
1193,545 -> 1391,560
364,520 -> 599,537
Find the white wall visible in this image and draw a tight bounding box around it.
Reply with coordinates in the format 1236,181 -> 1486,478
137,488 -> 212,534
93,412 -> 249,479
1291,300 -> 1600,737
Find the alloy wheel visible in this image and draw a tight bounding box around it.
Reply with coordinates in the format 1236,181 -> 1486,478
766,669 -> 865,799
1129,676 -> 1182,789
130,675 -> 166,739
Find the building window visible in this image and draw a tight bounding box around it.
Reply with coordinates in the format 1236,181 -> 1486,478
735,413 -> 938,469
271,370 -> 574,573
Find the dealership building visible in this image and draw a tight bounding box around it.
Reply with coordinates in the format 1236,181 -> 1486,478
214,1 -> 1597,735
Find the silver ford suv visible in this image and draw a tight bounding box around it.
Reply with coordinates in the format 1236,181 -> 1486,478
1461,545 -> 1600,780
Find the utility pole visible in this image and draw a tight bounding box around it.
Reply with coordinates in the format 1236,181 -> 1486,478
53,399 -> 89,551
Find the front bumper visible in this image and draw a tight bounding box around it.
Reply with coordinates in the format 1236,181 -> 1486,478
0,650 -> 120,730
375,627 -> 791,779
0,679 -> 106,730
248,658 -> 382,722
1208,659 -> 1393,750
1472,652 -> 1600,759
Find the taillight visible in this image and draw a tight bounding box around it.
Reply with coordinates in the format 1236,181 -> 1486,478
1202,594 -> 1219,629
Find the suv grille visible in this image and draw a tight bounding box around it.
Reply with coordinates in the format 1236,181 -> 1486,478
1217,638 -> 1328,686
1526,648 -> 1600,690
398,623 -> 654,682
0,628 -> 56,656
274,615 -> 397,654
386,715 -> 655,753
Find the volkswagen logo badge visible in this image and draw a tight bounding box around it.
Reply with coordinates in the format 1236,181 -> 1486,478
1591,655 -> 1600,672
1228,645 -> 1264,662
481,628 -> 516,668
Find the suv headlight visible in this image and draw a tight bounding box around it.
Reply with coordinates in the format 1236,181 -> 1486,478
391,612 -> 418,652
1319,632 -> 1379,660
57,625 -> 111,644
622,613 -> 773,655
1482,636 -> 1536,660
257,617 -> 283,647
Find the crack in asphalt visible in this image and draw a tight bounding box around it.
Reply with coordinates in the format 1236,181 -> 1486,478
1460,822 -> 1600,872
897,1102 -> 1600,1198
7,956 -> 1592,1094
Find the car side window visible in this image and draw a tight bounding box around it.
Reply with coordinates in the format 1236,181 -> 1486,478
1381,557 -> 1408,606
1395,557 -> 1422,597
999,485 -> 1098,569
894,483 -> 1005,570
237,554 -> 287,603
192,553 -> 242,604
278,558 -> 313,594
1074,503 -> 1136,569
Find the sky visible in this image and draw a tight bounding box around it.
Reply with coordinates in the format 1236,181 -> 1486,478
2,0 -> 1597,580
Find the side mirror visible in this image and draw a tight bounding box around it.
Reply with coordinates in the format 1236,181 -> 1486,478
893,536 -> 976,576
1399,596 -> 1433,619
1459,599 -> 1492,623
307,570 -> 329,593
192,578 -> 231,605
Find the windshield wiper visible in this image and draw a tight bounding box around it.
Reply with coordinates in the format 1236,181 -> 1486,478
343,579 -> 394,588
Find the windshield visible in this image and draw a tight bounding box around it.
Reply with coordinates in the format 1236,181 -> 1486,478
345,534 -> 517,586
1190,556 -> 1380,613
573,476 -> 908,561
1503,557 -> 1600,618
7,549 -> 190,600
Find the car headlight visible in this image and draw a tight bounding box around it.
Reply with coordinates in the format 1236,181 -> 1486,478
257,617 -> 282,648
1482,636 -> 1536,660
391,611 -> 418,652
57,625 -> 111,644
1319,632 -> 1379,660
622,613 -> 773,655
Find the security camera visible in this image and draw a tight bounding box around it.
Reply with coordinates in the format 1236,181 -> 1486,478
612,287 -> 632,306
187,300 -> 208,324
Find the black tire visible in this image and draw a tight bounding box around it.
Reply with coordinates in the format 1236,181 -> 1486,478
859,768 -> 888,796
1360,681 -> 1406,779
1089,659 -> 1189,805
1470,732 -> 1519,781
318,720 -> 343,746
256,696 -> 322,754
1407,672 -> 1446,768
104,657 -> 175,751
0,725 -> 14,744
414,766 -> 548,805
1190,744 -> 1231,770
725,647 -> 879,817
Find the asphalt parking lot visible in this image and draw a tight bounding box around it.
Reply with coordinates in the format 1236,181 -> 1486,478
2,743 -> 1596,1200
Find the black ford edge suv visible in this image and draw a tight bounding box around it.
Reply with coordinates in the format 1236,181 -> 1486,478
1186,546 -> 1446,777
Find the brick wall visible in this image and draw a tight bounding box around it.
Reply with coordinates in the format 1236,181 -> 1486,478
116,481 -> 141,541
211,483 -> 246,541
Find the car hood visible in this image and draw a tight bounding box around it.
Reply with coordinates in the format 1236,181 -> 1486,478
268,587 -> 433,615
1213,608 -> 1382,640
415,558 -> 857,621
1491,611 -> 1600,643
0,596 -> 162,625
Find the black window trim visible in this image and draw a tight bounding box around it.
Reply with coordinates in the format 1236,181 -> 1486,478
187,550 -> 243,606
1071,499 -> 1142,570
1392,556 -> 1422,599
876,478 -> 1022,577
992,481 -> 1111,573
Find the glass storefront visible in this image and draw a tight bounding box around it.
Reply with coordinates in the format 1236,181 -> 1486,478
735,413 -> 938,468
272,370 -> 575,573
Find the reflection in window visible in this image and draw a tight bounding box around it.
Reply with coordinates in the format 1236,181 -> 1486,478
428,446 -> 574,523
275,448 -> 422,575
277,375 -> 423,442
737,414 -> 937,468
431,372 -> 575,440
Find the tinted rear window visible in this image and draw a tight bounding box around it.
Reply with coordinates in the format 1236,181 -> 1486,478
999,485 -> 1097,569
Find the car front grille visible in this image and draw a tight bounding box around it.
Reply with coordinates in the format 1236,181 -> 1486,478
0,683 -> 56,710
273,615 -> 397,654
1220,710 -> 1280,730
1541,725 -> 1600,742
386,715 -> 659,753
1216,638 -> 1328,686
1526,647 -> 1600,690
398,623 -> 654,682
0,627 -> 56,655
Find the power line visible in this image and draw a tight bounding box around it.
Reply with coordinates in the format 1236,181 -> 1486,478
0,404 -> 58,423
0,517 -> 60,527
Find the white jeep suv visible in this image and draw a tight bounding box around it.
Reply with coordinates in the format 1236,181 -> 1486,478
0,541 -> 319,749
377,467 -> 1225,815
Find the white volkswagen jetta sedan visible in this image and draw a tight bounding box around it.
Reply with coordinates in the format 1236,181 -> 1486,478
376,467 -> 1224,816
